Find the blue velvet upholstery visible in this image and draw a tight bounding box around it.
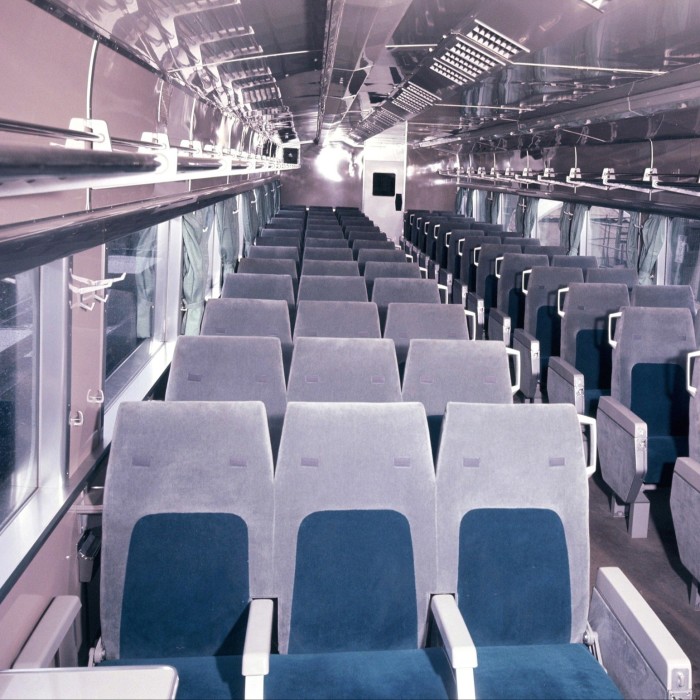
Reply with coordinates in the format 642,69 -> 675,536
289,510 -> 417,653
458,509 -> 571,646
475,644 -> 622,699
104,655 -> 245,699
265,648 -> 454,700
121,513 -> 249,658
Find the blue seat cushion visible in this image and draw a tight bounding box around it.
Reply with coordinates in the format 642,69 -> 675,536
475,644 -> 622,699
104,655 -> 244,699
265,647 -> 454,699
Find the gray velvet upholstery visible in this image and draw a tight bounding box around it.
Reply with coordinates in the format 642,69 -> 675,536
472,244 -> 522,302
201,298 -> 293,375
371,278 -> 441,329
495,254 -> 550,314
403,340 -> 513,414
221,273 -> 295,314
273,401 -> 436,653
550,255 -> 598,271
522,267 -> 585,335
364,262 -> 422,297
303,248 -> 354,262
585,268 -> 638,288
236,258 -> 298,288
306,229 -> 344,239
248,246 -> 300,266
297,275 -> 368,302
384,303 -> 470,365
303,238 -> 350,249
293,300 -> 381,339
670,458 -> 700,589
539,245 -> 568,261
435,402 -> 590,643
101,401 -> 274,659
456,236 -> 487,289
630,284 -> 696,316
301,260 -> 360,277
287,337 -> 401,401
352,240 -> 396,258
165,336 -> 287,455
357,249 -> 406,274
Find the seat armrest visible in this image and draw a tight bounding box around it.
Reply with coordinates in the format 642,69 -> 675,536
547,356 -> 584,413
589,567 -> 692,700
242,598 -> 274,700
465,292 -> 484,339
431,595 -> 476,700
596,396 -> 647,504
487,308 -> 511,345
512,329 -> 540,399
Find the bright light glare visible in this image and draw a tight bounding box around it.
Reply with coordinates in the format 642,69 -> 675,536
315,146 -> 350,183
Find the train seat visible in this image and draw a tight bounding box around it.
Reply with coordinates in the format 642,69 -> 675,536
371,278 -> 442,330
300,260 -> 360,277
260,227 -> 303,238
550,255 -> 599,272
538,245 -> 568,262
264,402 -> 469,700
584,267 -> 638,288
443,231 -> 481,296
305,228 -> 345,240
364,261 -> 422,298
436,402 -> 690,700
512,267 -> 585,401
221,272 -> 295,317
384,302 -> 471,368
99,401 -> 275,700
164,336 -> 287,456
236,258 -> 299,295
346,230 -> 387,245
302,237 -> 349,249
253,235 -> 302,251
297,275 -> 368,303
547,282 -> 630,415
302,247 -> 354,262
247,245 -> 300,271
630,283 -> 696,316
351,239 -> 396,259
466,244 -> 521,339
293,300 -> 381,340
402,340 -> 516,457
597,306 -> 695,538
357,248 -> 407,274
487,253 -> 549,344
201,298 -> 293,377
287,338 -> 400,402
671,457 -> 700,609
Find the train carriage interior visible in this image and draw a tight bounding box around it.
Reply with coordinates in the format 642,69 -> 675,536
2,0 -> 700,698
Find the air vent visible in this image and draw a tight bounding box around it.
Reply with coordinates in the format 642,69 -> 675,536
392,83 -> 438,114
465,20 -> 529,61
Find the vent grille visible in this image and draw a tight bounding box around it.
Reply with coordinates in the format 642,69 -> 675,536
392,83 -> 438,114
466,20 -> 528,61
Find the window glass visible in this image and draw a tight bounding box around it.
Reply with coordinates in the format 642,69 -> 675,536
0,270 -> 38,529
500,194 -> 519,232
535,200 -> 564,245
104,226 -> 159,381
587,207 -> 630,268
667,217 -> 700,299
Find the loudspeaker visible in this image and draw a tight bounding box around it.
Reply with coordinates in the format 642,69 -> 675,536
283,148 -> 299,164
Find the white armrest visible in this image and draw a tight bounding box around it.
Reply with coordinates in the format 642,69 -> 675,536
431,595 -> 477,700
590,567 -> 692,699
547,356 -> 584,413
242,598 -> 274,700
13,596 -> 81,669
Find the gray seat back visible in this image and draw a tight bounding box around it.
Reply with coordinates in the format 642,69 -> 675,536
550,255 -> 598,272
352,239 -> 396,259
304,238 -> 350,249
630,284 -> 696,316
385,302 -> 469,365
436,403 -> 590,645
371,278 -> 441,329
101,401 -> 274,659
472,244 -> 521,306
301,259 -> 360,277
357,248 -> 406,274
297,275 -> 368,302
165,335 -> 287,455
236,258 -> 298,292
221,273 -> 295,313
496,253 -> 550,318
293,300 -> 381,339
273,402 -> 436,653
584,267 -> 638,288
248,245 -> 300,267
364,261 -> 421,297
287,337 -> 400,401
303,247 -> 354,262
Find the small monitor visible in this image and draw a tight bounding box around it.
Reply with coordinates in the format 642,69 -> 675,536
372,172 -> 396,197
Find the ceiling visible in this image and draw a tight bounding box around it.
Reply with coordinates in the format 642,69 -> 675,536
35,0 -> 700,158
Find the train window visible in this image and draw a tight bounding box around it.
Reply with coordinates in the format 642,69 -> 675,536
372,173 -> 396,197
0,270 -> 38,530
667,218 -> 700,297
587,207 -> 631,268
535,200 -> 564,245
500,194 -> 519,232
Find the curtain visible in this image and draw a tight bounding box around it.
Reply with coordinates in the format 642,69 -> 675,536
625,211 -> 642,272
486,191 -> 501,224
455,188 -> 466,215
637,214 -> 667,285
216,196 -> 240,276
240,190 -> 257,256
181,206 -> 214,335
272,180 -> 281,213
474,189 -> 488,223
559,202 -> 588,255
134,225 -> 158,338
516,196 -> 538,238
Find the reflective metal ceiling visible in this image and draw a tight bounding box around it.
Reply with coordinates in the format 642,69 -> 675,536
35,0 -> 700,157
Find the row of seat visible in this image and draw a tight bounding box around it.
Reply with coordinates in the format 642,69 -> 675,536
98,399 -> 690,699
166,335 -> 517,456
